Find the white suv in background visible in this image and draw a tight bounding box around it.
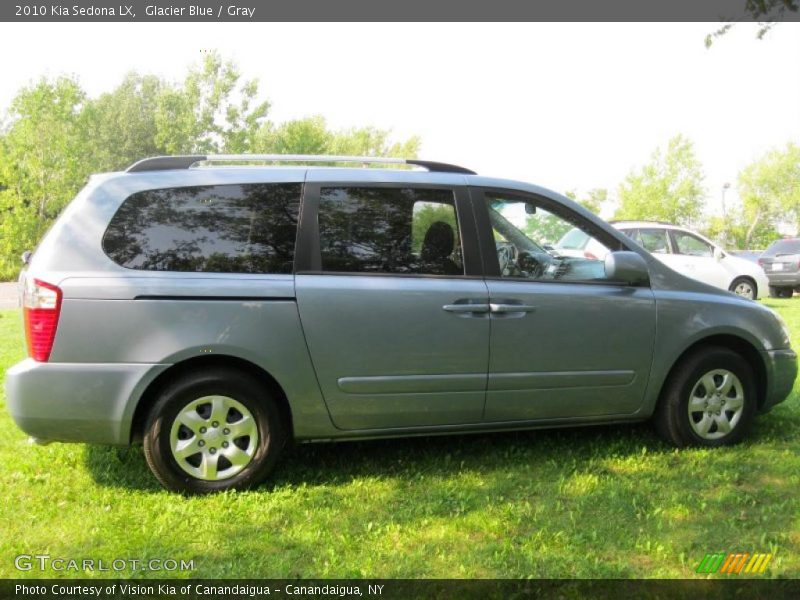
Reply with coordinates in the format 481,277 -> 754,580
557,221 -> 769,300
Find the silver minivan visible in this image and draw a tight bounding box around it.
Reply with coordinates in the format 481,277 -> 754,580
6,155 -> 797,493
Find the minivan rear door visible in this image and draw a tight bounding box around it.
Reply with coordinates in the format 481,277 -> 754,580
295,176 -> 490,430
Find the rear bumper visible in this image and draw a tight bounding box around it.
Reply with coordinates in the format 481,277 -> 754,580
760,348 -> 797,413
4,359 -> 168,445
764,272 -> 800,287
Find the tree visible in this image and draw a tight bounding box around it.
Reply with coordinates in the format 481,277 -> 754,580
254,115 -> 420,159
737,143 -> 800,248
0,77 -> 90,279
565,188 -> 608,214
84,72 -> 164,172
614,135 -> 706,226
154,51 -> 270,154
705,1 -> 799,47
0,55 -> 421,280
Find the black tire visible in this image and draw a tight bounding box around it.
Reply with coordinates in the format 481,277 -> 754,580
728,276 -> 756,300
143,367 -> 286,494
768,286 -> 792,298
654,346 -> 757,448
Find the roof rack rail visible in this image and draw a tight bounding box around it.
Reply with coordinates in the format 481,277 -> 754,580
126,154 -> 476,175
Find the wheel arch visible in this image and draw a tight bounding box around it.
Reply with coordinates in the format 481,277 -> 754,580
130,355 -> 294,444
657,334 -> 767,412
728,275 -> 758,298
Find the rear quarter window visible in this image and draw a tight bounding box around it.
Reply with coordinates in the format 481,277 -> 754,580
102,183 -> 301,273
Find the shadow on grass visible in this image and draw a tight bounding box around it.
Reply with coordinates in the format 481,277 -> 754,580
83,420 -> 663,492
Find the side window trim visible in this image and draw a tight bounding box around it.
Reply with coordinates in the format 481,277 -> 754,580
295,182 -> 482,278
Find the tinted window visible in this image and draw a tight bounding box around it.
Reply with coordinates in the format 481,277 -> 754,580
672,231 -> 713,257
318,187 -> 463,276
103,184 -> 301,273
765,239 -> 800,256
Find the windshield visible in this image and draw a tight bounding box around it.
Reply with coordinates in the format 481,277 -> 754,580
765,239 -> 800,256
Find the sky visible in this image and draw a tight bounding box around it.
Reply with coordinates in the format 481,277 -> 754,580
1,22 -> 799,216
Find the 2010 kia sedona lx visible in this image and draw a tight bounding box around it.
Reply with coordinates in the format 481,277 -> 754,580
6,155 -> 797,493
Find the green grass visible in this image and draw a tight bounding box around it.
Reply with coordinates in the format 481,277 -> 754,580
1,302 -> 799,579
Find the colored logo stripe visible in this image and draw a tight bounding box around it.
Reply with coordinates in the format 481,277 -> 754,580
696,553 -> 772,574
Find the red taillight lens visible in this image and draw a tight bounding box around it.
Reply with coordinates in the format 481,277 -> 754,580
584,251 -> 598,260
23,278 -> 62,362
758,258 -> 764,266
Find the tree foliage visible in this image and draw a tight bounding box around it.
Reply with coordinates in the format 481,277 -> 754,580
0,53 -> 419,280
737,143 -> 800,249
614,135 -> 706,226
705,1 -> 799,47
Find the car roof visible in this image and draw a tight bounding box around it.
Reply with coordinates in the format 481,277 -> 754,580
610,221 -> 683,230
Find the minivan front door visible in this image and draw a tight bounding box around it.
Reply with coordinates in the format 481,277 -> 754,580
295,182 -> 489,430
473,189 -> 656,422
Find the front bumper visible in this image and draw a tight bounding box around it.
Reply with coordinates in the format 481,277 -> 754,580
4,359 -> 168,445
760,348 -> 798,413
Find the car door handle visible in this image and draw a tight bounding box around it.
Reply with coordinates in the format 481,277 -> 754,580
442,303 -> 490,314
490,303 -> 537,314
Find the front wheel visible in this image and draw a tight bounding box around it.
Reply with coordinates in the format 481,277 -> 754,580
143,367 -> 286,493
729,277 -> 756,300
654,347 -> 756,447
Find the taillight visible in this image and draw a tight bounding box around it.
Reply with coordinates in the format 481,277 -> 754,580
758,258 -> 764,266
584,251 -> 598,260
23,278 -> 62,362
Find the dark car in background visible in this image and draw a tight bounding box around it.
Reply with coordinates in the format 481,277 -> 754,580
759,238 -> 800,298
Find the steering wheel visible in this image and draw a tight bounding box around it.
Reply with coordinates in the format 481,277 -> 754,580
517,251 -> 544,278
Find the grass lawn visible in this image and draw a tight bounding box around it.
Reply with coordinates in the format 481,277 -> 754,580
0,301 -> 798,579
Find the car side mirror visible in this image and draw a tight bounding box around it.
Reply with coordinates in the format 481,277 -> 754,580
713,247 -> 725,260
604,251 -> 650,286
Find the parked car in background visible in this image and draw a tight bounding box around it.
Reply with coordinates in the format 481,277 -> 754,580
556,221 -> 769,300
759,238 -> 800,298
5,155 -> 796,493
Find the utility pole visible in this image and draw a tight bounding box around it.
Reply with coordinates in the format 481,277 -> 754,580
721,182 -> 731,246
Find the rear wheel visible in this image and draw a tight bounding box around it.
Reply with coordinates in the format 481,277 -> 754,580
769,286 -> 793,298
143,367 -> 286,493
654,347 -> 756,448
729,277 -> 756,300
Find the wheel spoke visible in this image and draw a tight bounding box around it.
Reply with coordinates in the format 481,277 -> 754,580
174,437 -> 201,459
688,395 -> 707,412
178,410 -> 207,433
209,396 -> 229,425
719,373 -> 735,396
701,374 -> 717,396
696,414 -> 713,435
222,444 -> 252,468
715,414 -> 732,434
725,395 -> 744,411
199,452 -> 219,480
227,415 -> 257,439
